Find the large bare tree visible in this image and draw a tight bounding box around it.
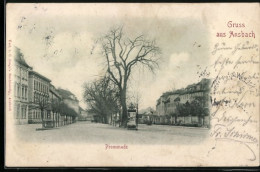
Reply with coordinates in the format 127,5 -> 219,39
98,27 -> 161,127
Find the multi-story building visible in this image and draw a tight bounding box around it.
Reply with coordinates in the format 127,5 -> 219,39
49,84 -> 62,126
14,47 -> 32,124
155,78 -> 211,124
14,46 -> 79,126
57,88 -> 80,121
28,70 -> 51,123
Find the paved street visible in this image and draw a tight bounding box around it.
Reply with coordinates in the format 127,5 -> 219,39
15,121 -> 209,144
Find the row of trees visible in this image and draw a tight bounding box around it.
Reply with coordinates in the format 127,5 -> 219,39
30,96 -> 78,128
84,26 -> 161,127
170,96 -> 210,125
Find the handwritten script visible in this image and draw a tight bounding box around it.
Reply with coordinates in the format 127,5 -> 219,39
199,40 -> 259,161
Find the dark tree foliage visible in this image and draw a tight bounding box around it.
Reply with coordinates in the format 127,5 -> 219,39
190,96 -> 210,125
83,76 -> 120,124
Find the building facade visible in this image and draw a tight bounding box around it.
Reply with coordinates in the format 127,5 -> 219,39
14,47 -> 32,124
28,71 -> 51,123
57,88 -> 80,122
14,46 -> 79,125
155,78 -> 211,125
78,107 -> 88,121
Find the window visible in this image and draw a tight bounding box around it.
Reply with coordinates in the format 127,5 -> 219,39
34,80 -> 36,90
25,87 -> 27,100
21,69 -> 23,78
16,105 -> 20,119
22,107 -> 24,119
23,107 -> 27,119
25,71 -> 27,80
22,107 -> 25,119
17,85 -> 20,98
14,83 -> 17,97
22,86 -> 24,99
21,107 -> 23,119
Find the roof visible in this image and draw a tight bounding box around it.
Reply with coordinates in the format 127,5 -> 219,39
49,85 -> 61,99
14,47 -> 32,69
160,78 -> 211,98
79,106 -> 84,111
174,97 -> 180,102
57,88 -> 78,101
29,70 -> 51,82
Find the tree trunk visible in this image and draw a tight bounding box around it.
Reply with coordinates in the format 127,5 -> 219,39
120,87 -> 128,127
199,116 -> 202,125
121,103 -> 127,127
41,110 -> 44,128
52,112 -> 55,127
58,114 -> 60,126
55,113 -> 57,127
104,115 -> 108,124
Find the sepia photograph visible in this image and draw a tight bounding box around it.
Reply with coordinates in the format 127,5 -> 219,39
5,3 -> 259,167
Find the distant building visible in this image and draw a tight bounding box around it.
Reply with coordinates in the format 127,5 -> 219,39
14,47 -> 32,124
57,88 -> 80,121
28,70 -> 51,123
78,107 -> 88,121
48,84 -> 62,125
49,84 -> 62,103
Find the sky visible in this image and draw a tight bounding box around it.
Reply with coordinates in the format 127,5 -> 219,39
9,3 -> 210,110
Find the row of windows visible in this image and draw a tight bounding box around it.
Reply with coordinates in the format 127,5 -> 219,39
158,92 -> 205,108
14,83 -> 28,100
34,80 -> 49,93
15,104 -> 27,119
181,92 -> 204,100
32,111 -> 41,119
34,93 -> 49,104
30,110 -> 48,119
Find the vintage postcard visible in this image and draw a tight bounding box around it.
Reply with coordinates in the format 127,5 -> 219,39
5,3 -> 259,167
